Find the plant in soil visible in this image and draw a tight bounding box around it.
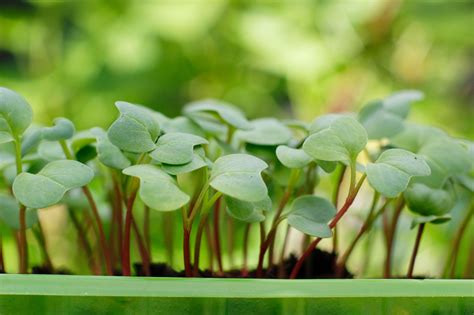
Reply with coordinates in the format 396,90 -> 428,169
0,87 -> 472,279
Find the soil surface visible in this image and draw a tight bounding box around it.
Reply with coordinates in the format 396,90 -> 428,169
134,249 -> 352,279
31,265 -> 72,275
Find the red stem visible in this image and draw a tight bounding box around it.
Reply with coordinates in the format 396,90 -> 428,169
193,213 -> 209,276
384,198 -> 405,278
112,175 -> 124,268
0,234 -> 5,273
289,174 -> 366,279
183,228 -> 192,277
131,216 -> 151,276
407,223 -> 425,278
144,206 -> 151,261
122,190 -> 137,276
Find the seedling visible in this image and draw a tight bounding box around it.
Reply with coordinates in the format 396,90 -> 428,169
0,87 -> 471,280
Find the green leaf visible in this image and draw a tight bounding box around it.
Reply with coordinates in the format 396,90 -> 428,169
225,195 -> 271,223
359,91 -> 423,139
404,183 -> 455,217
42,118 -> 75,141
21,125 -> 44,156
161,154 -> 208,175
184,99 -> 253,130
236,118 -> 292,146
390,123 -> 448,153
123,164 -> 190,211
303,115 -> 367,164
38,141 -> 66,161
287,195 -> 336,238
107,101 -> 160,153
416,138 -> 472,188
149,132 -> 208,165
366,149 -> 431,198
91,128 -> 131,170
0,87 -> 33,142
410,214 -> 451,229
12,160 -> 94,209
276,145 -> 312,168
317,160 -> 337,173
0,194 -> 38,230
210,154 -> 268,202
161,116 -> 206,138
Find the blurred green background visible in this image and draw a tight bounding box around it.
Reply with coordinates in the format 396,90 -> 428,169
0,0 -> 473,137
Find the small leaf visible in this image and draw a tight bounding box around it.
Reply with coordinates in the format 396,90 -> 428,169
358,91 -> 423,140
287,195 -> 336,238
161,154 -> 208,175
38,141 -> 66,161
210,154 -> 268,202
91,128 -> 131,170
390,123 -> 448,153
276,145 -> 312,169
236,118 -> 292,146
0,194 -> 38,230
42,118 -> 75,141
366,149 -> 431,198
184,99 -> 253,131
410,214 -> 451,229
404,183 -> 455,217
0,87 -> 33,142
107,101 -> 160,153
123,164 -> 190,211
303,115 -> 367,164
150,132 -> 208,165
12,160 -> 94,209
225,195 -> 271,223
21,125 -> 44,156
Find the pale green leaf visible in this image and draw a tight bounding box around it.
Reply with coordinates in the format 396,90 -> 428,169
404,183 -> 455,217
236,118 -> 292,146
0,87 -> 33,141
287,195 -> 336,238
150,132 -> 208,165
91,128 -> 130,170
107,101 -> 160,153
210,154 -> 268,202
0,194 -> 38,230
12,160 -> 94,209
161,116 -> 206,137
410,214 -> 451,229
42,118 -> 75,141
276,145 -> 312,168
303,116 -> 367,164
123,164 -> 190,211
225,195 -> 271,223
161,154 -> 207,175
366,149 -> 431,198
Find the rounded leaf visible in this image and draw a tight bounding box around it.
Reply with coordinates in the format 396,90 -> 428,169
184,99 -> 253,130
303,116 -> 367,163
0,87 -> 33,140
410,214 -> 451,229
225,195 -> 271,223
287,195 -> 336,238
107,101 -> 160,153
150,132 -> 208,165
236,118 -> 292,146
276,145 -> 312,169
91,128 -> 130,170
404,183 -> 455,217
12,160 -> 94,209
161,154 -> 207,175
210,154 -> 268,202
366,149 -> 431,198
42,118 -> 75,141
123,164 -> 190,211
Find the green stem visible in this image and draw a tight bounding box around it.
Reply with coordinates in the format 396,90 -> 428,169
384,196 -> 405,278
332,165 -> 347,254
407,223 -> 425,278
122,188 -> 138,276
447,205 -> 473,278
32,222 -> 53,271
14,136 -> 28,274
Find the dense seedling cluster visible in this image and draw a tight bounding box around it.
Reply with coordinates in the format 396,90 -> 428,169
0,87 -> 472,278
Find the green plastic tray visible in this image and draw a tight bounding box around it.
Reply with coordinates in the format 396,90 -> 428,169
0,275 -> 473,314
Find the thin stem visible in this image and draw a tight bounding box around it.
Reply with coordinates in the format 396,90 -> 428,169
122,189 -> 138,276
241,223 -> 251,277
407,223 -> 425,278
463,238 -> 474,278
277,225 -> 290,278
69,209 -> 99,275
14,137 -> 28,274
384,196 -> 405,278
144,206 -> 151,261
0,234 -> 4,273
336,194 -> 384,275
131,216 -> 150,276
332,165 -> 347,254
181,207 -> 192,277
193,213 -> 209,276
256,216 -> 286,277
448,206 -> 473,278
83,186 -> 113,276
163,212 -> 174,266
213,198 -> 224,274
32,222 -> 53,271
111,172 -> 124,269
289,174 -> 367,279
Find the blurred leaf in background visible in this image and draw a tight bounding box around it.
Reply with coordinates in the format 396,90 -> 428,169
0,0 -> 472,137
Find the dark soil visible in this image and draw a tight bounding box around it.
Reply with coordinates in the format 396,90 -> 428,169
31,265 -> 72,275
134,248 -> 352,279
